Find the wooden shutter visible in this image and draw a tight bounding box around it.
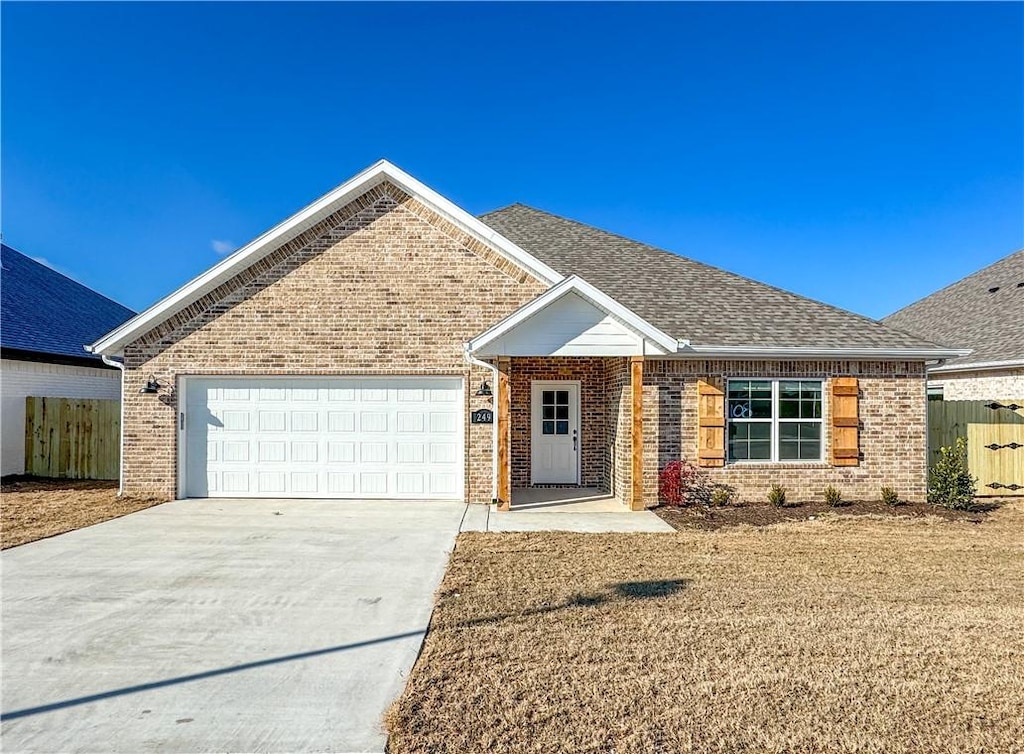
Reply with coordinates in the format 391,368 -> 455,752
697,379 -> 726,467
831,377 -> 860,466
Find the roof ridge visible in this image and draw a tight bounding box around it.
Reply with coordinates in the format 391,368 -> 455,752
482,204 -> 946,348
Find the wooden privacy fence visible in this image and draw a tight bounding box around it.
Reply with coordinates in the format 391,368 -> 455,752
928,399 -> 1024,497
24,397 -> 120,480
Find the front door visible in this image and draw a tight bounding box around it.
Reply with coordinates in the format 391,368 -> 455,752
531,381 -> 581,484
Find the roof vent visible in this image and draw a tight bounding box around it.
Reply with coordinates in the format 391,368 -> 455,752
1017,282 -> 1024,288
988,286 -> 1000,293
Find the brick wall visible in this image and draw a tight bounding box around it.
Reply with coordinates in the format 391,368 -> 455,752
507,357 -> 607,488
642,360 -> 929,505
121,181 -> 546,500
606,358 -> 632,502
930,368 -> 1024,401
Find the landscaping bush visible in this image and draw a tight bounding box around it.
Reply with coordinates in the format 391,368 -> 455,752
824,485 -> 843,507
928,438 -> 977,510
659,460 -> 713,507
767,483 -> 787,507
710,484 -> 736,507
881,486 -> 901,507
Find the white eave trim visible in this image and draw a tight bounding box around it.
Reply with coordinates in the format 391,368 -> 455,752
87,159 -> 563,356
928,358 -> 1024,374
670,344 -> 974,360
466,275 -> 679,355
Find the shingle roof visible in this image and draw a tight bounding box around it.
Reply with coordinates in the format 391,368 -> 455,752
1,244 -> 135,362
480,204 -> 943,351
882,249 -> 1024,367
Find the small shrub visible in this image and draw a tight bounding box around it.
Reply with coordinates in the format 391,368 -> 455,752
928,437 -> 977,510
710,484 -> 736,507
659,460 -> 712,507
824,485 -> 843,507
881,486 -> 901,507
767,483 -> 787,507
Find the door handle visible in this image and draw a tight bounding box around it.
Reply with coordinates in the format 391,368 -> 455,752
573,429 -> 578,451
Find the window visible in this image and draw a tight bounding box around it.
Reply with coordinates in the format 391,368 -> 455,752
541,389 -> 570,435
727,379 -> 823,462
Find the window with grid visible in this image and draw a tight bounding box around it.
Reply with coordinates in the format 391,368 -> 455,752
540,389 -> 570,435
727,379 -> 823,462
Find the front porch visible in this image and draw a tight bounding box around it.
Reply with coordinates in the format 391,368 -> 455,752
491,355 -> 647,511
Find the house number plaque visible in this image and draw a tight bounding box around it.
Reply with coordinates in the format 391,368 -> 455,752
471,408 -> 494,424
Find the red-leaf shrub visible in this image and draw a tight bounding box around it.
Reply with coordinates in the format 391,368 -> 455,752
659,460 -> 703,506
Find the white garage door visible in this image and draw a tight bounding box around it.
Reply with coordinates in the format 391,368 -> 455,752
182,377 -> 464,499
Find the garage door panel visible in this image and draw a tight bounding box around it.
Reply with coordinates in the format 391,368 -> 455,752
184,378 -> 464,499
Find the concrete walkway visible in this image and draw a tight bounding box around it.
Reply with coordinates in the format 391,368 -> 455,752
461,489 -> 674,533
1,499 -> 466,754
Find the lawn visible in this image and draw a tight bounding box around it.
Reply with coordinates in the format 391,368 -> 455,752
386,504 -> 1024,753
1,477 -> 166,549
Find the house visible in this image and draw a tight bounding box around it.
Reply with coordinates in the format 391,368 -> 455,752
1,244 -> 135,476
883,249 -> 1024,401
87,161 -> 965,507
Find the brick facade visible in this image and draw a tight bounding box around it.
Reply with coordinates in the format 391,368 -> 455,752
120,181 -> 546,500
642,360 -> 929,505
930,368 -> 1024,401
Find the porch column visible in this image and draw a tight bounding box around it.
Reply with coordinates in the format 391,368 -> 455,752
496,357 -> 512,511
630,355 -> 645,511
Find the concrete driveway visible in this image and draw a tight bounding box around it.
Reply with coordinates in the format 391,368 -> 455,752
1,499 -> 466,754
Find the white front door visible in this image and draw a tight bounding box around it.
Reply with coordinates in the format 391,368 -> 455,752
531,381 -> 581,484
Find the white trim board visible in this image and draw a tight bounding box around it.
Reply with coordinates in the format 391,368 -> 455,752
88,160 -> 563,357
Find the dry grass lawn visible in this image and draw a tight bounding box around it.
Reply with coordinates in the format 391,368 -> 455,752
1,477 -> 166,549
386,505 -> 1024,754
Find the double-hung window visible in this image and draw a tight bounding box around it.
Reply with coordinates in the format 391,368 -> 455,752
727,379 -> 824,462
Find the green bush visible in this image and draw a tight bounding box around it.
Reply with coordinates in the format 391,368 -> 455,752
824,485 -> 843,507
928,438 -> 977,510
767,483 -> 787,507
881,486 -> 901,507
710,484 -> 736,507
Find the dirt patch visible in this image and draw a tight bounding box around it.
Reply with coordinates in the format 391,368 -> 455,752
1,477 -> 167,550
655,497 -> 998,530
385,503 -> 1024,754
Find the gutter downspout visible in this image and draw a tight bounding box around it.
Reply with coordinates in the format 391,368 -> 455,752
464,345 -> 499,502
100,354 -> 126,497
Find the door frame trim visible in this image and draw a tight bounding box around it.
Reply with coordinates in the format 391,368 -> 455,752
529,379 -> 582,485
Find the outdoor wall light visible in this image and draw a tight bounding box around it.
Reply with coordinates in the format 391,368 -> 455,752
140,376 -> 163,394
475,379 -> 493,396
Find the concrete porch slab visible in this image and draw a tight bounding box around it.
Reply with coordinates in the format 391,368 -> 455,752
460,488 -> 674,533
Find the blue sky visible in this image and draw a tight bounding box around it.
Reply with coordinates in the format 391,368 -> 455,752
3,2 -> 1021,318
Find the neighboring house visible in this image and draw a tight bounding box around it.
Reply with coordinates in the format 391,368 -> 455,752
1,244 -> 135,476
87,161 -> 964,507
884,249 -> 1024,401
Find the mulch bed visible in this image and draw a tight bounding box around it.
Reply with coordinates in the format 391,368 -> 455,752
655,497 -> 1000,530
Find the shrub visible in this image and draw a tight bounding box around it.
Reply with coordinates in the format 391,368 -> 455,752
881,486 -> 901,507
767,483 -> 787,507
824,485 -> 843,507
928,437 -> 977,510
659,460 -> 712,507
710,484 -> 736,507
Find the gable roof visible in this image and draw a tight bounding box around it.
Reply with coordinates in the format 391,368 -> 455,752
468,275 -> 679,356
1,244 -> 135,364
882,249 -> 1024,371
88,160 -> 562,356
480,204 -> 958,357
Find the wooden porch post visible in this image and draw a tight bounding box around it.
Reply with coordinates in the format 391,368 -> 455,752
496,357 -> 512,511
630,355 -> 645,511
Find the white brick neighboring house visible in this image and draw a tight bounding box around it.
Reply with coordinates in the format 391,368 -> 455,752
0,245 -> 135,476
883,250 -> 1024,401
87,160 -> 968,507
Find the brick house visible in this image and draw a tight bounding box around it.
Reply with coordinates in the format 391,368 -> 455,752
88,161 -> 966,507
883,249 -> 1024,401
